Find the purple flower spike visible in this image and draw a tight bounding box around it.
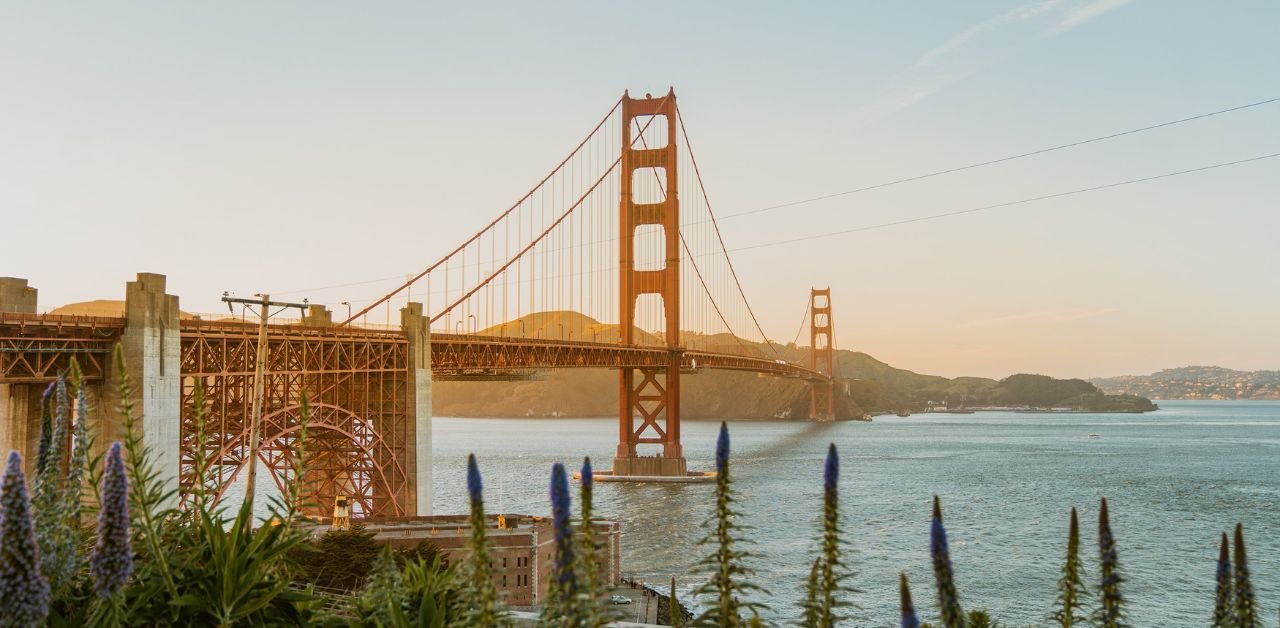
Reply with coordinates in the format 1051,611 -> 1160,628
549,463 -> 576,593
900,573 -> 920,628
1213,532 -> 1232,627
90,442 -> 132,597
0,451 -> 49,624
715,422 -> 730,474
1098,497 -> 1124,625
824,443 -> 839,497
931,496 -> 964,628
466,454 -> 483,506
580,457 -> 593,490
1234,523 -> 1257,627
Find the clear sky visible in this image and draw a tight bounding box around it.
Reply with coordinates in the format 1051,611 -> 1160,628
2,1 -> 1277,379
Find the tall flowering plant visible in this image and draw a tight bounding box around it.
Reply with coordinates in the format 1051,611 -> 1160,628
461,454 -> 507,626
1212,532 -> 1233,628
573,457 -> 613,625
693,422 -> 764,627
0,452 -> 50,626
899,573 -> 920,628
34,376 -> 83,599
88,442 -> 132,627
800,443 -> 853,626
90,442 -> 132,598
542,462 -> 582,626
1233,523 -> 1257,628
1052,507 -> 1088,627
35,383 -> 54,477
930,496 -> 965,628
68,384 -> 93,530
1094,498 -> 1125,628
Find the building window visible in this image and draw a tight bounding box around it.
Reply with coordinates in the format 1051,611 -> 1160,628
502,575 -> 507,587
503,557 -> 508,568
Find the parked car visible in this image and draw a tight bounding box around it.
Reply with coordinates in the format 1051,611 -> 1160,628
610,595 -> 632,605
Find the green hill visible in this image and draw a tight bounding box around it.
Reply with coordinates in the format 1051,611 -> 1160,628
432,313 -> 1157,419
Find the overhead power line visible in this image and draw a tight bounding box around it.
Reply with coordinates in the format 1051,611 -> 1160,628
724,96 -> 1280,221
733,152 -> 1280,252
274,96 -> 1279,300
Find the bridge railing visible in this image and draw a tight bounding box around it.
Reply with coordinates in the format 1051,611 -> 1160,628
0,311 -> 127,330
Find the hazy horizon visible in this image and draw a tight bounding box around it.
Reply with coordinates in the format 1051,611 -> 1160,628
3,1 -> 1277,380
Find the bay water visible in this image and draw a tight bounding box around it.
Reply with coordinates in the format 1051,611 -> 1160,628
432,400 -> 1279,625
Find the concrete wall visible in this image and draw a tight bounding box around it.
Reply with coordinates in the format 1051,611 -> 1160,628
0,278 -> 39,471
0,277 -> 37,313
109,273 -> 182,501
401,302 -> 432,515
0,384 -> 40,474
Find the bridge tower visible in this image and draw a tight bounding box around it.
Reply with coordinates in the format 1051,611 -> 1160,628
809,288 -> 836,421
614,89 -> 686,477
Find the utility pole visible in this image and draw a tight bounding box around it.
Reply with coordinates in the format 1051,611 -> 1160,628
222,293 -> 308,511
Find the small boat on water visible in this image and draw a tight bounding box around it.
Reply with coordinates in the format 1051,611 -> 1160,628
1087,433 -> 1102,439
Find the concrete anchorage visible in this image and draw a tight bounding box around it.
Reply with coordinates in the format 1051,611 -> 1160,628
0,278 -> 40,473
108,273 -> 183,502
401,302 -> 433,515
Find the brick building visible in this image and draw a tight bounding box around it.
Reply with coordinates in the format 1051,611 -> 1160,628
340,514 -> 621,607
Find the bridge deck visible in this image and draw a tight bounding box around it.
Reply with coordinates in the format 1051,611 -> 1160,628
0,313 -> 125,382
0,315 -> 827,384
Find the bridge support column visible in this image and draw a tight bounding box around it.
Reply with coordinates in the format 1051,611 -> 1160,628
109,273 -> 182,502
809,288 -> 835,421
401,302 -> 432,515
0,278 -> 40,473
611,90 -> 690,478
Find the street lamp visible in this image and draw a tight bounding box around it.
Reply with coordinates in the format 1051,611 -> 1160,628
340,301 -> 352,321
468,314 -> 476,335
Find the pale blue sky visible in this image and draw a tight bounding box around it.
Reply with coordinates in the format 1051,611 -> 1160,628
2,1 -> 1277,378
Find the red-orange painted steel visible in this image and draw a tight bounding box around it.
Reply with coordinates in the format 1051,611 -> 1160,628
0,313 -> 122,382
4,314 -> 827,516
809,288 -> 836,420
179,319 -> 412,517
617,90 -> 684,461
429,333 -> 825,380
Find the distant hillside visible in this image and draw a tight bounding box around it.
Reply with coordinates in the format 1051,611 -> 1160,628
1091,366 -> 1280,400
433,312 -> 1156,418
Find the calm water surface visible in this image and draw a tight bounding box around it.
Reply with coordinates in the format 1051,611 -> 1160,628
432,401 -> 1280,625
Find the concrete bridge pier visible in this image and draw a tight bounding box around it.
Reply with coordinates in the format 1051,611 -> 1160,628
401,302 -> 432,515
0,278 -> 41,474
105,273 -> 182,502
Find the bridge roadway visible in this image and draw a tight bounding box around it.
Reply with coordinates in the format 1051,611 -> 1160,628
0,313 -> 828,384
0,312 -> 123,383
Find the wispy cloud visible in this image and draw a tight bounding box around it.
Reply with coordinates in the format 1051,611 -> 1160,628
917,0 -> 1066,68
871,71 -> 969,112
960,308 -> 1118,329
1052,0 -> 1135,33
865,0 -> 1136,113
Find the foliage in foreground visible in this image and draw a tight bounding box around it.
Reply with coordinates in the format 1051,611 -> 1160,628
0,355 -> 1268,626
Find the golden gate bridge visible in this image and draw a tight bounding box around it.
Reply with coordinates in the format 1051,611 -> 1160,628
0,89 -> 836,517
